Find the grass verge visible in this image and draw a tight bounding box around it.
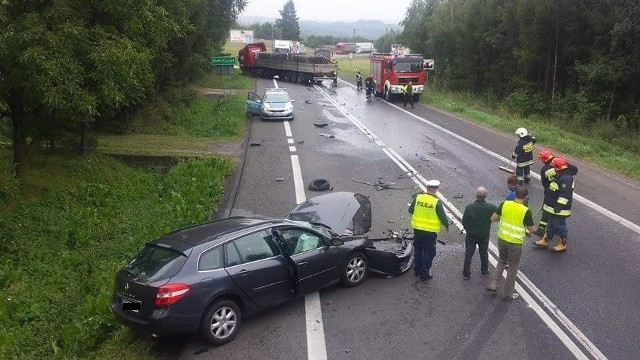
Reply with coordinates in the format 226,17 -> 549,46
0,153 -> 232,358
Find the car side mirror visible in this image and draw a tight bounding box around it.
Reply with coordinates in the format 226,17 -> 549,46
256,99 -> 261,103
291,99 -> 296,103
331,238 -> 344,246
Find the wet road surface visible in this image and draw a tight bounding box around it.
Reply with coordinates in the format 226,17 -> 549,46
162,77 -> 640,360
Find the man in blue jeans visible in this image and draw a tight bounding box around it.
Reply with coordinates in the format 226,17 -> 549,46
408,180 -> 449,281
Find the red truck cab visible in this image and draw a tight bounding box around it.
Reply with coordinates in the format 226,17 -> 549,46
238,42 -> 267,72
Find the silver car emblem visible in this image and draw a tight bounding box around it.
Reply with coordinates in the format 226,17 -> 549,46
124,282 -> 130,290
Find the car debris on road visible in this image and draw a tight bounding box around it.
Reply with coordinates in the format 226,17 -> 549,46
352,176 -> 414,191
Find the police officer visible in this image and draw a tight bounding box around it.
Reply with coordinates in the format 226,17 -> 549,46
409,180 -> 449,281
403,81 -> 415,108
533,157 -> 576,252
512,128 -> 537,185
533,149 -> 555,235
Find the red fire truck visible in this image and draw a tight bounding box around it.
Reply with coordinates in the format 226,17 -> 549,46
370,53 -> 425,102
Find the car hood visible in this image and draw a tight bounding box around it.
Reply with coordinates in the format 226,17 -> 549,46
286,192 -> 371,235
264,102 -> 287,109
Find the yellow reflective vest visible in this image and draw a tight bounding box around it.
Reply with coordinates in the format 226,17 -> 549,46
411,194 -> 441,233
497,201 -> 528,245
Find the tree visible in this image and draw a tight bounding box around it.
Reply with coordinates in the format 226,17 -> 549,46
0,0 -> 246,181
275,0 -> 300,40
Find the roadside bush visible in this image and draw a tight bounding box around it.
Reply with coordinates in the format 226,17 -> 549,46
0,154 -> 231,358
504,89 -> 546,117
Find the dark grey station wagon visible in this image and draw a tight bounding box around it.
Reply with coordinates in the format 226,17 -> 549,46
111,192 -> 413,345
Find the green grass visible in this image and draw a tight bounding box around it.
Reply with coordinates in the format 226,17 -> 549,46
421,90 -> 640,179
335,56 -> 371,80
122,90 -> 247,141
0,153 -> 232,358
197,71 -> 254,90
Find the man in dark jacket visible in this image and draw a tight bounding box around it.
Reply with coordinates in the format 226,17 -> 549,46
462,187 -> 497,280
512,127 -> 537,185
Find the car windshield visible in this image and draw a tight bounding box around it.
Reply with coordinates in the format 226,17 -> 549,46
123,245 -> 187,282
288,220 -> 335,238
394,61 -> 423,73
264,92 -> 290,103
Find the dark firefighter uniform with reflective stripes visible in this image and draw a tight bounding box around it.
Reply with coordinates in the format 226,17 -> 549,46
513,135 -> 536,184
536,157 -> 556,233
542,170 -> 574,251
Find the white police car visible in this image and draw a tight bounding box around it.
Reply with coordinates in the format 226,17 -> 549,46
245,88 -> 295,121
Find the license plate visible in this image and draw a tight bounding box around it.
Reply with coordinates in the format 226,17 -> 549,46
121,296 -> 141,312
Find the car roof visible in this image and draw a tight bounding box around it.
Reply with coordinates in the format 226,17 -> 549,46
149,217 -> 286,251
264,88 -> 288,93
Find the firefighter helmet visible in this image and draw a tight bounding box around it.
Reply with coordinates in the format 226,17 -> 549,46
515,127 -> 528,137
551,157 -> 569,171
538,149 -> 554,163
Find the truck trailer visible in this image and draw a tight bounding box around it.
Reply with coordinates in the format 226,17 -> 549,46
238,42 -> 337,84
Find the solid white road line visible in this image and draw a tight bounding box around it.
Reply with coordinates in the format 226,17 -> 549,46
316,82 -> 603,360
305,291 -> 328,360
276,79 -> 327,360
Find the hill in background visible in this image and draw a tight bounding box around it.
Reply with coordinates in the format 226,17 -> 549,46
238,16 -> 401,40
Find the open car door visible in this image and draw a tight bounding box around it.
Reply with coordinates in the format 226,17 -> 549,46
245,92 -> 262,115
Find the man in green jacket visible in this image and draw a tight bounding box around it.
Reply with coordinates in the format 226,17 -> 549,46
462,187 -> 497,280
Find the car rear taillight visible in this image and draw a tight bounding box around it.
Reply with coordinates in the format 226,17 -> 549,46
155,283 -> 190,307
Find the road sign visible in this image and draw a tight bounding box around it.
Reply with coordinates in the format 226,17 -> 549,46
423,59 -> 435,70
211,56 -> 235,66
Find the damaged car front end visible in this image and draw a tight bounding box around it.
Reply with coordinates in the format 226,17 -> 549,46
287,191 -> 414,277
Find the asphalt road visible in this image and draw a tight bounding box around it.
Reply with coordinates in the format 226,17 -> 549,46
163,77 -> 640,360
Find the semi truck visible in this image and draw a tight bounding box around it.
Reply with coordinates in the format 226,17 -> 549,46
238,42 -> 337,84
370,52 -> 425,102
356,42 -> 374,54
335,42 -> 357,54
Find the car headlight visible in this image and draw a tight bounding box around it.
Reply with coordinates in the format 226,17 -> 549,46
285,103 -> 293,111
262,104 -> 271,111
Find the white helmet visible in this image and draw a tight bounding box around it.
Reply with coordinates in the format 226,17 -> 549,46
515,127 -> 528,137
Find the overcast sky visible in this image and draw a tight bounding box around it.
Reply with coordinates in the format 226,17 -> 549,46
240,0 -> 413,23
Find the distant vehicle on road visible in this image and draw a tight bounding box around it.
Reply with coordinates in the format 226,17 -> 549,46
314,47 -> 333,62
111,192 -> 413,346
335,42 -> 357,54
356,42 -> 374,54
245,88 -> 295,121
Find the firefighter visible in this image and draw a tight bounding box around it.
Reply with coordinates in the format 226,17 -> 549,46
533,157 -> 576,252
533,149 -> 555,236
332,70 -> 338,87
403,81 -> 415,108
355,70 -> 363,90
364,74 -> 375,100
512,128 -> 537,185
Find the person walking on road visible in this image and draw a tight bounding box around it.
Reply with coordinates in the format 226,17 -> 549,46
533,149 -> 556,236
462,187 -> 497,280
355,70 -> 363,90
487,186 -> 535,300
403,81 -> 415,108
533,157 -> 577,253
512,128 -> 537,185
409,180 -> 449,281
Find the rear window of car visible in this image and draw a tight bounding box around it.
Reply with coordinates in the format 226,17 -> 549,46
123,245 -> 187,282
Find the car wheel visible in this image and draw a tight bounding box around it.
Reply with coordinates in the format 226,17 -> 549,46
341,251 -> 368,287
200,299 -> 242,346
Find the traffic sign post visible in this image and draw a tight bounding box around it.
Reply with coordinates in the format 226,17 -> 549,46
211,56 -> 235,75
